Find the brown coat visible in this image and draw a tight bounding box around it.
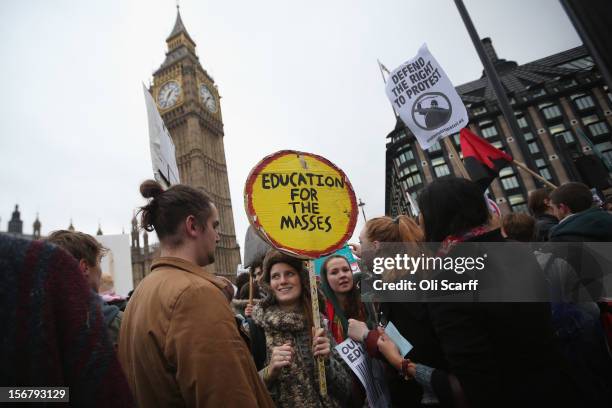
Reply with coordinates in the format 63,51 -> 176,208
118,257 -> 274,408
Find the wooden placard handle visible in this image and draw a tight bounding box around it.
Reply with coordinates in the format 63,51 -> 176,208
248,273 -> 254,304
308,260 -> 327,397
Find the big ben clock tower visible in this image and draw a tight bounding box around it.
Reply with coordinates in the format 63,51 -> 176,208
151,7 -> 241,277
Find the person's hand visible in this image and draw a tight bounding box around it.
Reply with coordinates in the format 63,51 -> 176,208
348,319 -> 369,342
245,303 -> 253,317
312,327 -> 331,359
404,359 -> 417,378
349,243 -> 361,259
268,342 -> 293,379
377,330 -> 403,370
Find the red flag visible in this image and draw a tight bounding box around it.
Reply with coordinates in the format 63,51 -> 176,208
460,128 -> 513,190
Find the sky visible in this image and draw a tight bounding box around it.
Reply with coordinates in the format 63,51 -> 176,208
0,0 -> 581,267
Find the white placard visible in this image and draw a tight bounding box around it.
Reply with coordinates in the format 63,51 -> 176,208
385,44 -> 468,150
143,83 -> 180,188
335,338 -> 390,408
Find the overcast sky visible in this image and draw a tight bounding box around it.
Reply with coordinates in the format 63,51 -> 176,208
0,0 -> 581,266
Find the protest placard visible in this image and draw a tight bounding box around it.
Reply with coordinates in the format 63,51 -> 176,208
245,150 -> 358,397
385,44 -> 468,150
244,150 -> 358,259
335,338 -> 390,408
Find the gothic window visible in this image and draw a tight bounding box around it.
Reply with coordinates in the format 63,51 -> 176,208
507,194 -> 528,213
428,142 -> 442,153
528,141 -> 540,154
595,141 -> 612,165
396,147 -> 414,164
431,157 -> 450,178
581,114 -> 600,126
501,176 -> 519,190
472,106 -> 487,116
589,122 -> 610,137
555,130 -> 575,144
548,123 -> 566,135
516,115 -> 529,129
481,125 -> 498,139
572,94 -> 596,111
540,104 -> 563,121
399,164 -> 422,188
535,158 -> 553,181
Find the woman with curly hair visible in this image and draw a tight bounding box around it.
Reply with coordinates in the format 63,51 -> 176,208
247,249 -> 351,407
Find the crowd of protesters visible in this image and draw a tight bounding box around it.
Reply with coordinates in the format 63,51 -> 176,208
1,177 -> 611,407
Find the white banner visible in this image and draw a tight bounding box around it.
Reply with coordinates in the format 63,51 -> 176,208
385,44 -> 468,150
335,339 -> 390,408
143,83 -> 180,188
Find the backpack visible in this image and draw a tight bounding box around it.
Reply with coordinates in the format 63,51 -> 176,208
542,255 -> 612,406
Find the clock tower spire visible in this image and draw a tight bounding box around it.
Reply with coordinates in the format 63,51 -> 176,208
150,8 -> 241,277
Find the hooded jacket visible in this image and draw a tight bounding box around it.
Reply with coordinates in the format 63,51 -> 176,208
118,257 -> 274,408
550,207 -> 612,242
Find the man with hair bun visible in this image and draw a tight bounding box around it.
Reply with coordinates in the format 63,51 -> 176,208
119,180 -> 274,408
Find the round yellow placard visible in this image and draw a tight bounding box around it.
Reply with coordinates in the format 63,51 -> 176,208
244,150 -> 357,259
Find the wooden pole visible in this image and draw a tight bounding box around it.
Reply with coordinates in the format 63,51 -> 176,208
443,137 -> 469,179
248,273 -> 254,304
308,260 -> 327,397
513,160 -> 558,189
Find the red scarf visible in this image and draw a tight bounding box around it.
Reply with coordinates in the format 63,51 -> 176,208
325,299 -> 345,344
437,225 -> 489,256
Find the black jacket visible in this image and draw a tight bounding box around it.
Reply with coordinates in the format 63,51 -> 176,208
548,208 -> 612,301
534,213 -> 558,241
379,301 -> 448,407
426,229 -> 579,408
549,207 -> 612,242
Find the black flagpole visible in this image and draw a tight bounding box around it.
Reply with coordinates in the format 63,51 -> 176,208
453,0 -> 525,154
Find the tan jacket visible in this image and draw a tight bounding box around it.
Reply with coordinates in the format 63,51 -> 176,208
119,257 -> 274,408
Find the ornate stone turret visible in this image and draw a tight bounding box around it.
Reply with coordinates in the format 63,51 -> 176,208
131,214 -> 140,248
8,205 -> 23,235
33,213 -> 41,239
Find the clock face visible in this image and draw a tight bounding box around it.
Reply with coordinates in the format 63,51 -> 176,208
158,81 -> 181,109
199,84 -> 218,113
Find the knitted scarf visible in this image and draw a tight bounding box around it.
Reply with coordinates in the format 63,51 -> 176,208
252,304 -> 342,408
0,235 -> 133,407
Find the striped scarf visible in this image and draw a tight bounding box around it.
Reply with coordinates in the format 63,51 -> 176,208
0,235 -> 133,407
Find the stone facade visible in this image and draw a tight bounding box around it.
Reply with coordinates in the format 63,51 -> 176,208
147,8 -> 241,278
386,39 -> 612,217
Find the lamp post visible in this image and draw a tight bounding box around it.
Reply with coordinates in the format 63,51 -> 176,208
358,198 -> 367,223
